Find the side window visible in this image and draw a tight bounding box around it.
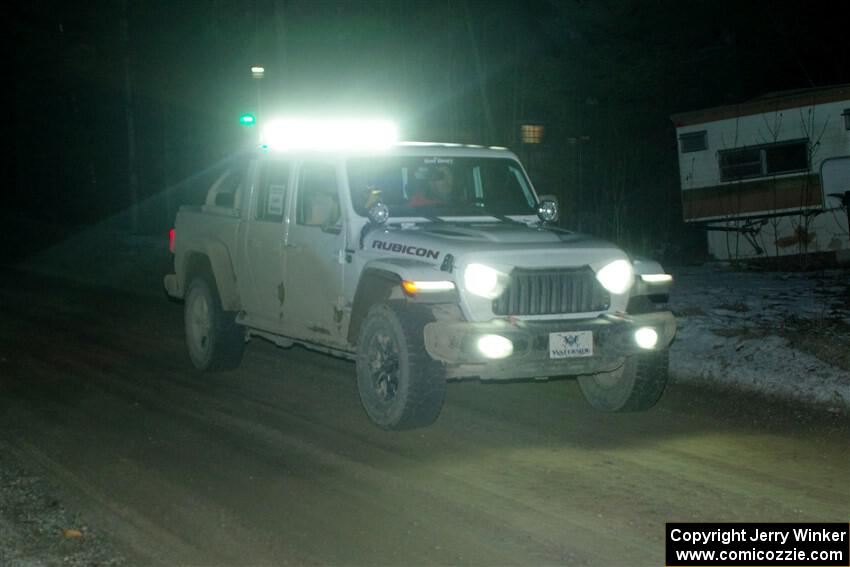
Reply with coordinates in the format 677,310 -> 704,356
256,160 -> 290,223
297,163 -> 340,227
207,159 -> 250,209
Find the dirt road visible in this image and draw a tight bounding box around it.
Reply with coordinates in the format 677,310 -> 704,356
1,269 -> 847,565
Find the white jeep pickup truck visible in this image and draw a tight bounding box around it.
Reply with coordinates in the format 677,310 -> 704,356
165,138 -> 676,430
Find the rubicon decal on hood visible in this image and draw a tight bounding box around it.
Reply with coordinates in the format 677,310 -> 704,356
372,240 -> 441,260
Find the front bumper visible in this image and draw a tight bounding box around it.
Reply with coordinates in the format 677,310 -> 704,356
423,311 -> 676,380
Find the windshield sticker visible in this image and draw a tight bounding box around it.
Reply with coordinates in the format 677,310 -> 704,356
424,157 -> 453,165
372,240 -> 440,260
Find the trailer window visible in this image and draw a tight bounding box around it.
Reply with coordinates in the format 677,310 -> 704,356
679,131 -> 707,153
765,142 -> 808,175
719,139 -> 809,182
719,148 -> 762,180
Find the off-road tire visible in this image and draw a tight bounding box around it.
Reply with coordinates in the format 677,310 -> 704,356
184,276 -> 245,371
356,301 -> 447,430
577,350 -> 669,412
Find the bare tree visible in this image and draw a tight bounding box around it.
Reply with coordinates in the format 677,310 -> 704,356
121,0 -> 139,232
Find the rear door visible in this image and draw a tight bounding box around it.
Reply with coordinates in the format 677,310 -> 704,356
242,158 -> 292,327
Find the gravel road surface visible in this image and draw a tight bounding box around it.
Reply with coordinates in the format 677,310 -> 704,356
1,268 -> 847,565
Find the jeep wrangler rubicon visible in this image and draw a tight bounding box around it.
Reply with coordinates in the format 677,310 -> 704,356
165,127 -> 675,430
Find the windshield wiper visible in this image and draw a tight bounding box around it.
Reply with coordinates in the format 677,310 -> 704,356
491,213 -> 524,225
444,205 -> 524,225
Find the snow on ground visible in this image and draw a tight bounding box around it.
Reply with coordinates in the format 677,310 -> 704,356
668,264 -> 850,412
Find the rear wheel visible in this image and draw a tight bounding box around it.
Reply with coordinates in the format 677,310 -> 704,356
184,276 -> 245,371
578,350 -> 668,412
356,302 -> 446,430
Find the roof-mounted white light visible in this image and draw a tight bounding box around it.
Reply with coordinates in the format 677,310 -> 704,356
260,118 -> 398,151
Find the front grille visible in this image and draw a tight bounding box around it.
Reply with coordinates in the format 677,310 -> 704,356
492,267 -> 610,316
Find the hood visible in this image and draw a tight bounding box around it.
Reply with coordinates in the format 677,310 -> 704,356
414,223 -> 604,245
363,221 -> 627,269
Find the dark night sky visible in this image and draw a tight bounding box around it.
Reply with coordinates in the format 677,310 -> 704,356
4,0 -> 848,256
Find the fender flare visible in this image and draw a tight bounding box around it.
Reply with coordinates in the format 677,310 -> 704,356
347,268 -> 401,344
347,258 -> 459,344
181,240 -> 241,312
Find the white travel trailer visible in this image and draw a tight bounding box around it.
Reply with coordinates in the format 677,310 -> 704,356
671,84 -> 850,262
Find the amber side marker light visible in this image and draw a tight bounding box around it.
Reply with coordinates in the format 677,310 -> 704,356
401,280 -> 419,296
401,280 -> 455,297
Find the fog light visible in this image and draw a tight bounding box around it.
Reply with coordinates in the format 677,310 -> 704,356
634,327 -> 658,349
477,335 -> 513,359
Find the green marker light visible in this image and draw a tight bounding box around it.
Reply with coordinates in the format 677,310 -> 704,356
239,113 -> 256,126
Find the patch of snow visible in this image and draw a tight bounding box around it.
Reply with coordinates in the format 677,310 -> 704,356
668,263 -> 850,411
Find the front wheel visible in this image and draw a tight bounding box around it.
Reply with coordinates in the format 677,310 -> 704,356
356,302 -> 446,430
578,350 -> 669,412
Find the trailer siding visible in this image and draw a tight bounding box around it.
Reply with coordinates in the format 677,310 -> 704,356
672,86 -> 850,261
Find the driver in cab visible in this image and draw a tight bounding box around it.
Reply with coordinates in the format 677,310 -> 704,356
408,164 -> 455,207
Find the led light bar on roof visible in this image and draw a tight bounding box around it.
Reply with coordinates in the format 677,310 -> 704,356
260,118 -> 398,151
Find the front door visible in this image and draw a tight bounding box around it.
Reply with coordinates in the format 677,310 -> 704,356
283,161 -> 346,344
243,159 -> 291,327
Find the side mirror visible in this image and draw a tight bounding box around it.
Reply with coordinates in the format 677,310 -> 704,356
368,201 -> 389,225
359,200 -> 389,250
536,195 -> 559,223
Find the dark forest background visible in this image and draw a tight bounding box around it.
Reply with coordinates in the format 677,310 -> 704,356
5,0 -> 848,262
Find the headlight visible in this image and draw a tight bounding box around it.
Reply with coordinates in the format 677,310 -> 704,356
595,259 -> 634,294
464,263 -> 500,298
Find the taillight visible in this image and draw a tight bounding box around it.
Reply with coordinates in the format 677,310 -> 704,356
169,228 -> 175,254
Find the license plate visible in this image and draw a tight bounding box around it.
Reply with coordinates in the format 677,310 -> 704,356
549,331 -> 593,359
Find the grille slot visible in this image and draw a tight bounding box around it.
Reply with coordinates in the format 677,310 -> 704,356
492,267 -> 610,316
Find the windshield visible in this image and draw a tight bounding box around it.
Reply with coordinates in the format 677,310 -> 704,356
348,156 -> 537,218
